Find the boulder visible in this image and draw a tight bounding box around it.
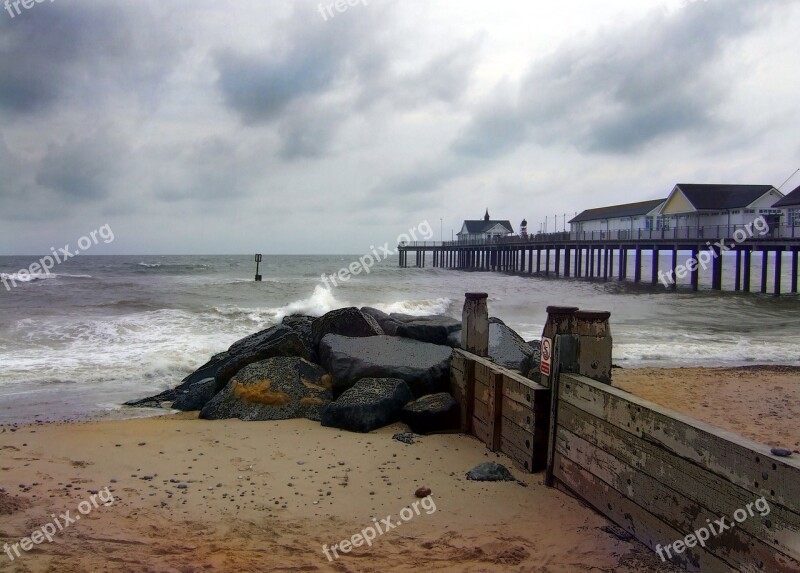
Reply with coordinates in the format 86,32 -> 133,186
396,317 -> 461,346
200,357 -> 331,421
321,378 -> 412,433
466,462 -> 516,482
214,325 -> 309,391
311,307 -> 383,351
282,315 -> 315,360
489,322 -> 534,374
401,393 -> 459,434
526,339 -> 542,367
360,307 -> 391,324
380,319 -> 402,336
319,334 -> 451,396
446,329 -> 462,348
172,378 -> 216,411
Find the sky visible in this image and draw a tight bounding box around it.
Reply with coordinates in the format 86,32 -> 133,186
0,0 -> 798,255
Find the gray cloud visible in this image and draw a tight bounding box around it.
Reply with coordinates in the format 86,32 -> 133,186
36,131 -> 128,201
0,2 -> 185,117
455,0 -> 791,157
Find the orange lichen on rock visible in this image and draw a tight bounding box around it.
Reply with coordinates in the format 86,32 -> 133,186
299,396 -> 325,406
320,374 -> 333,388
231,379 -> 291,406
302,378 -> 327,392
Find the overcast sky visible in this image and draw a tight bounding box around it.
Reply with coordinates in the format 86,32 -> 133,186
1,0 -> 798,254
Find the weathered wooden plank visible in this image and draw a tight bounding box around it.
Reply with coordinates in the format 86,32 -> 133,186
557,425 -> 800,571
472,416 -> 489,445
502,396 -> 535,433
474,378 -> 489,405
454,349 -> 547,393
559,402 -> 800,559
503,375 -> 549,412
473,399 -> 489,426
501,416 -> 535,458
559,373 -> 800,515
475,362 -> 492,386
487,372 -> 503,450
501,436 -> 535,472
554,453 -> 732,573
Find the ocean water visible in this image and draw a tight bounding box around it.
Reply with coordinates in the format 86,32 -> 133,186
1,254 -> 799,423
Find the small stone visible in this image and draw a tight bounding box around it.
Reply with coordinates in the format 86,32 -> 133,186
771,448 -> 792,457
415,487 -> 432,498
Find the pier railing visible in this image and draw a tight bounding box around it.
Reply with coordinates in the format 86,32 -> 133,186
400,224 -> 800,247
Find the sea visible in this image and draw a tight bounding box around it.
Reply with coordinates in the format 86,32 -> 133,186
1,253 -> 799,424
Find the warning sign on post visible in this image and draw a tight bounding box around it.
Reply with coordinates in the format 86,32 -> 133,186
540,337 -> 552,375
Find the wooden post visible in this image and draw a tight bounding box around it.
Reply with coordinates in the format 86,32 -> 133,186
774,249 -> 782,296
711,245 -> 722,290
651,247 -> 659,285
555,248 -> 561,277
539,306 -> 578,389
574,310 -> 612,384
761,249 -> 768,294
792,250 -> 798,294
564,247 -> 570,277
487,371 -> 503,451
461,293 -> 489,357
672,248 -> 680,291
735,249 -> 742,291
743,248 -> 751,292
545,248 -> 550,276
634,248 -> 642,283
690,248 -> 699,291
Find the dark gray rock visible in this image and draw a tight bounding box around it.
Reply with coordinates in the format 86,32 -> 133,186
381,319 -> 402,337
124,351 -> 230,408
401,392 -> 459,434
172,378 -> 217,411
311,307 -> 383,351
489,322 -> 534,374
466,462 -> 516,482
489,317 -> 506,326
446,329 -> 462,348
397,317 -> 461,346
282,315 -> 315,360
214,325 -> 309,391
319,334 -> 451,397
360,307 -> 391,324
389,313 -> 420,323
526,339 -> 542,366
200,357 -> 331,421
321,378 -> 412,433
393,432 -> 416,444
771,448 -> 793,457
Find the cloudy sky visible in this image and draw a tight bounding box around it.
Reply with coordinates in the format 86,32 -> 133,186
1,0 -> 798,254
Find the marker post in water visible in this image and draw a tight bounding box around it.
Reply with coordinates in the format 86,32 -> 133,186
254,254 -> 263,282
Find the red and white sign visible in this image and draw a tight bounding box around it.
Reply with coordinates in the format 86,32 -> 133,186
540,337 -> 552,375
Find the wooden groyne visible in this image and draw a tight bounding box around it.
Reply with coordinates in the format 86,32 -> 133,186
451,296 -> 800,571
399,227 -> 800,295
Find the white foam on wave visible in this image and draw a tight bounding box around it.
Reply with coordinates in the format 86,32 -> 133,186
138,262 -> 162,268
373,297 -> 453,317
274,285 -> 344,321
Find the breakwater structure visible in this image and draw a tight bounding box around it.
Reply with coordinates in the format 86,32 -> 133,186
398,225 -> 800,295
452,294 -> 800,572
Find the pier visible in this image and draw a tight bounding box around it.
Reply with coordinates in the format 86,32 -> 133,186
397,225 -> 800,295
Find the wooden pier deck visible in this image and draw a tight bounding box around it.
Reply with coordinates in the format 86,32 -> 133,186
397,226 -> 800,295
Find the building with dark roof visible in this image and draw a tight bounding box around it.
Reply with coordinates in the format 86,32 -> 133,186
457,209 -> 514,242
659,184 -> 783,230
569,199 -> 666,234
773,184 -> 800,227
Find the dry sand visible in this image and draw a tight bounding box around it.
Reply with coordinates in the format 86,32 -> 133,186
5,364 -> 795,572
613,365 -> 800,450
0,413 -> 678,573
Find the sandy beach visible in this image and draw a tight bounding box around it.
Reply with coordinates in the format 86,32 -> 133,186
0,412 -> 679,573
2,364 -> 797,572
